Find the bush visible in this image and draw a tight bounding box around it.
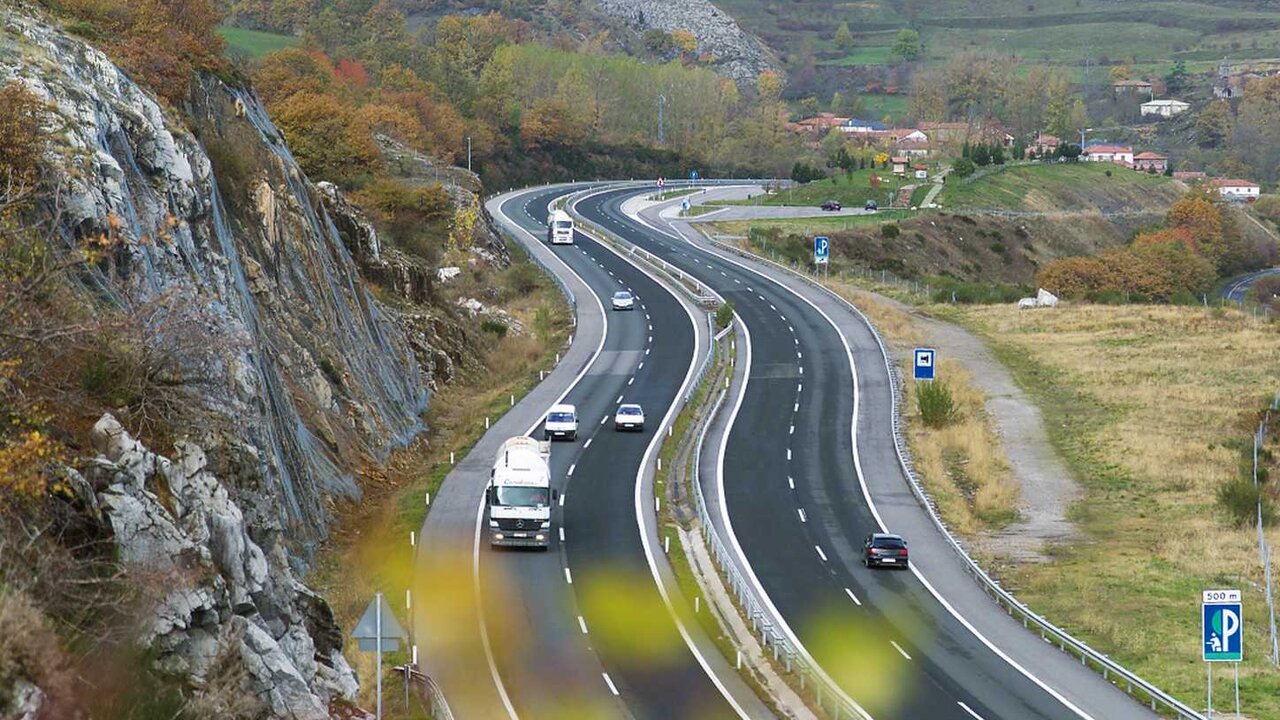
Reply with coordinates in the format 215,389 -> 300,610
715,300 -> 735,329
880,223 -> 900,239
1217,477 -> 1274,528
951,157 -> 976,178
917,379 -> 959,428
504,262 -> 542,296
480,318 -> 508,337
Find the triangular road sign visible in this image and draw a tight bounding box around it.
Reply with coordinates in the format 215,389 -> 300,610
352,594 -> 407,652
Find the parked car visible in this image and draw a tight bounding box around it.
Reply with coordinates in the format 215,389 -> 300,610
820,200 -> 842,211
863,533 -> 909,568
864,200 -> 878,211
612,290 -> 635,311
614,403 -> 645,432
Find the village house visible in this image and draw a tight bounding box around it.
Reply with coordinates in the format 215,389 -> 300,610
1132,152 -> 1168,173
1207,178 -> 1261,201
785,112 -> 850,135
1083,144 -> 1135,165
1027,133 -> 1061,157
840,118 -> 888,134
897,138 -> 932,158
1140,99 -> 1191,118
1112,79 -> 1153,96
891,156 -> 909,175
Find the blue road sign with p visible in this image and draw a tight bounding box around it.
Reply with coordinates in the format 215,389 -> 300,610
913,348 -> 936,380
690,169 -> 699,181
1202,589 -> 1242,662
814,235 -> 830,264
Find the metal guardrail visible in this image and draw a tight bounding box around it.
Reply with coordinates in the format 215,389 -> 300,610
687,327 -> 869,720
700,232 -> 1206,720
395,665 -> 454,720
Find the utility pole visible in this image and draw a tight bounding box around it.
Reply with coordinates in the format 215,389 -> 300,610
657,94 -> 667,146
467,136 -> 472,174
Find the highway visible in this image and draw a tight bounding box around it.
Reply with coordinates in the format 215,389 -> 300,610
464,187 -> 743,720
574,185 -> 1103,720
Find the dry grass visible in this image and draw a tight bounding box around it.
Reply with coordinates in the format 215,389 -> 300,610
903,359 -> 1021,533
951,302 -> 1280,715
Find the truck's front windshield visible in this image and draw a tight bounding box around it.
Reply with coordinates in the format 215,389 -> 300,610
554,220 -> 572,230
494,487 -> 550,507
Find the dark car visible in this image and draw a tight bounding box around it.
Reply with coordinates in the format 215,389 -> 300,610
863,533 -> 909,568
864,200 -> 878,211
820,199 -> 842,211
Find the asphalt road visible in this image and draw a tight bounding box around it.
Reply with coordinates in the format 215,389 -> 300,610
576,186 -> 1092,720
477,189 -> 738,720
1219,267 -> 1280,303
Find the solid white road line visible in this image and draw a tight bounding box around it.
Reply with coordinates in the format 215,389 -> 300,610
845,588 -> 862,606
891,641 -> 912,661
957,702 -> 985,720
815,545 -> 828,562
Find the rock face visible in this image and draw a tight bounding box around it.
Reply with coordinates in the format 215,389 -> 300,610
85,415 -> 356,718
595,0 -> 778,85
0,9 -> 429,542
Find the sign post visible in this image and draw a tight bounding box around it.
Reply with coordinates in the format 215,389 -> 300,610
1203,589 -> 1243,718
813,236 -> 829,272
913,348 -> 936,381
353,592 -> 408,720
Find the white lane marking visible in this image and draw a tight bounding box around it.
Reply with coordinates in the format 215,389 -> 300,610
560,492 -> 566,507
564,567 -> 573,584
891,641 -> 912,661
559,527 -> 565,542
799,366 -> 804,376
794,338 -> 799,345
648,324 -> 653,331
798,383 -> 803,393
787,448 -> 792,460
787,476 -> 795,490
789,425 -> 795,435
628,377 -> 634,385
638,362 -> 644,369
617,395 -> 623,404
793,402 -> 799,412
584,438 -> 593,449
758,294 -> 766,301
734,278 -> 741,284
602,673 -> 620,696
789,325 -> 795,333
645,348 -> 651,355
568,464 -> 576,476
797,508 -> 807,523
845,587 -> 862,606
797,351 -> 802,359
648,335 -> 653,343
578,616 -> 589,634
958,702 -> 985,720
815,545 -> 828,562
601,416 -> 609,425
720,271 -> 727,276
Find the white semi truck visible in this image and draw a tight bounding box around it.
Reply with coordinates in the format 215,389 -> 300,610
547,209 -> 574,244
487,436 -> 556,549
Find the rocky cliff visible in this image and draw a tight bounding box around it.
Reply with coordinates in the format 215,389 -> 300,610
595,0 -> 778,85
0,5 -> 434,715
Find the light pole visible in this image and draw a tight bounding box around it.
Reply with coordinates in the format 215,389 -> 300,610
466,136 -> 472,174
657,94 -> 667,146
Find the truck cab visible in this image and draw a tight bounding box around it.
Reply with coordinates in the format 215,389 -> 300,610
547,209 -> 574,245
544,403 -> 578,441
488,437 -> 555,549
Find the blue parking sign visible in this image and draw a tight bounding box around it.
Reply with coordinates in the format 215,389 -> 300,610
814,236 -> 829,264
1202,589 -> 1242,662
913,348 -> 936,380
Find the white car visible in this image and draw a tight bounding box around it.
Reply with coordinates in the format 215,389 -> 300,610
611,291 -> 635,311
544,403 -> 578,441
614,403 -> 645,432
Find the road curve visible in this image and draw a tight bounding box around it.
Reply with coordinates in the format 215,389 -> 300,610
576,184 -> 1158,720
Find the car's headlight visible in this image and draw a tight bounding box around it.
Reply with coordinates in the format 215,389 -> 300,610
540,521 -> 551,529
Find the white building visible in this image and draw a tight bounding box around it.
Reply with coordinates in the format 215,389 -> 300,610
1140,99 -> 1191,118
1083,145 -> 1134,165
1209,178 -> 1261,201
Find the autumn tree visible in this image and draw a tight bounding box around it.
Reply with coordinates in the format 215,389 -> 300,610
270,92 -> 380,185
834,22 -> 855,53
1196,100 -> 1234,148
253,48 -> 335,104
671,29 -> 698,55
890,29 -> 922,62
0,82 -> 46,189
1167,195 -> 1226,266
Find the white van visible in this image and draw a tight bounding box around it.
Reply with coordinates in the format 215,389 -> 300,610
544,403 -> 578,441
547,209 -> 574,245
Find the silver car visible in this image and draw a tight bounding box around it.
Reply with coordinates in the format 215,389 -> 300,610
612,291 -> 635,311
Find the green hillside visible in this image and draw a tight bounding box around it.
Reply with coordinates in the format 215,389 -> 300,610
217,25 -> 299,58
937,162 -> 1183,212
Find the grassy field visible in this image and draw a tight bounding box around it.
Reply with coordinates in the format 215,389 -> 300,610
857,94 -> 910,123
938,162 -> 1182,212
217,25 -> 299,58
943,303 -> 1280,716
707,209 -> 920,239
712,169 -> 923,209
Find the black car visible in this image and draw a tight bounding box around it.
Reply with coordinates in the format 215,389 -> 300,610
863,533 -> 909,568
864,200 -> 878,211
820,199 -> 842,211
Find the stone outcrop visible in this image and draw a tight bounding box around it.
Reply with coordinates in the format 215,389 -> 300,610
595,0 -> 778,85
83,415 -> 355,718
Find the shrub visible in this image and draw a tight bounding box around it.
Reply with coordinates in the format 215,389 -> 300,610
880,223 -> 900,239
0,83 -> 47,189
504,262 -> 541,296
480,318 -> 508,337
1217,477 -> 1274,527
715,300 -> 735,329
951,157 -> 976,178
917,379 -> 959,428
